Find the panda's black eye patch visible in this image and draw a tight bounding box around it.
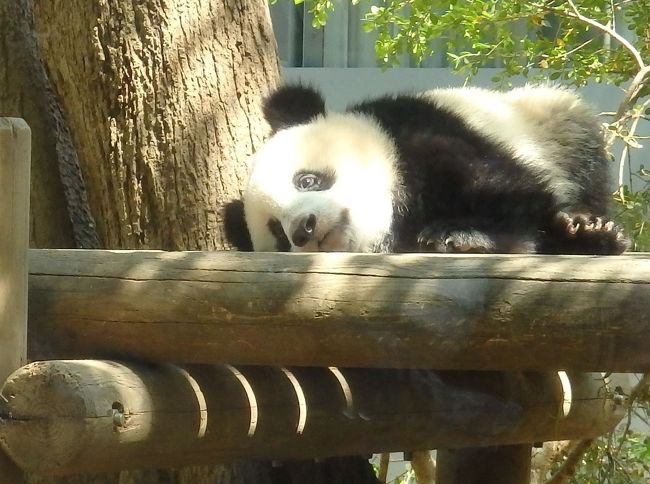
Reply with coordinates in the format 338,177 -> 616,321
293,170 -> 335,192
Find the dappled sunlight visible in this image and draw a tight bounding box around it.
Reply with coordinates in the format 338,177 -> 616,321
177,367 -> 208,438
30,0 -> 278,251
0,361 -> 626,473
281,367 -> 307,434
328,366 -> 354,418
0,275 -> 9,352
225,364 -> 258,437
282,251 -> 650,371
28,250 -> 650,372
557,371 -> 573,418
556,372 -> 627,437
0,275 -> 7,313
74,360 -> 154,442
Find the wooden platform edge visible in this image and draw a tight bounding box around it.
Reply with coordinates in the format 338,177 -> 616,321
28,249 -> 650,372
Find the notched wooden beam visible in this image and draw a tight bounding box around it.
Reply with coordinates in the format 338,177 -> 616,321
0,360 -> 625,476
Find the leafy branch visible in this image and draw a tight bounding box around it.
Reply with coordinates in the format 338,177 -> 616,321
559,0 -> 644,69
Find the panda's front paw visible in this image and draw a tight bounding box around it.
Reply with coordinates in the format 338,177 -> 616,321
417,227 -> 496,253
550,212 -> 630,254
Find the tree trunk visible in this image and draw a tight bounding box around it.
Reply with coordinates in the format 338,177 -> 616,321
0,0 -> 93,248
32,0 -> 273,251
0,0 -> 377,482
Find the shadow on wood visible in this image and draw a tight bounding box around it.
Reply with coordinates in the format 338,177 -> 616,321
27,250 -> 650,372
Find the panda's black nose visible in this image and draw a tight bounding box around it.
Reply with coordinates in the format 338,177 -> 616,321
291,214 -> 316,247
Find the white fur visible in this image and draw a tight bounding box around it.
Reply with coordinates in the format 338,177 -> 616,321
422,85 -> 595,205
244,113 -> 398,252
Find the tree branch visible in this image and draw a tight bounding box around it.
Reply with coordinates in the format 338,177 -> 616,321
546,438 -> 595,484
563,0 -> 645,70
540,0 -> 650,137
546,374 -> 649,484
613,66 -> 650,123
377,453 -> 390,483
616,101 -> 648,198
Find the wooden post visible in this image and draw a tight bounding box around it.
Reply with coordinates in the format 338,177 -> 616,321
0,118 -> 31,482
0,362 -> 624,476
27,250 -> 650,372
436,444 -> 532,484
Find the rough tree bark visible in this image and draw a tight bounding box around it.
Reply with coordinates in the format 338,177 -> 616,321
32,0 -> 272,250
0,0 -> 377,482
0,0 -> 93,248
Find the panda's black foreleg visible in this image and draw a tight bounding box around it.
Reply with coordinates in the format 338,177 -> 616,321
416,224 -> 538,254
537,211 -> 630,255
417,226 -> 495,253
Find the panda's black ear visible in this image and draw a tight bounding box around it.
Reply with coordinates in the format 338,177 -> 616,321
263,85 -> 326,133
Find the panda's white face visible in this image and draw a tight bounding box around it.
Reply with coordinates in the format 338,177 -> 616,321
244,113 -> 399,252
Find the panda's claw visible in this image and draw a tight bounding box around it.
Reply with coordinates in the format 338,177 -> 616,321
418,226 -> 496,253
594,217 -> 603,230
547,211 -> 630,254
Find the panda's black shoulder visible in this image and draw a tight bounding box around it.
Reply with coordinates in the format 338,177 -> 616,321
346,92 -> 503,158
347,93 -> 440,131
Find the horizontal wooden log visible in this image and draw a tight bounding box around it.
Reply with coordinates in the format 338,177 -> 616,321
28,249 -> 650,372
0,361 -> 624,475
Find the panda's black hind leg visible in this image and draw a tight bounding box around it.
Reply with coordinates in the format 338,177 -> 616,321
539,212 -> 630,255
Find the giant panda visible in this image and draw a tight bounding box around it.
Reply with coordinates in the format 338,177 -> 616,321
241,84 -> 628,255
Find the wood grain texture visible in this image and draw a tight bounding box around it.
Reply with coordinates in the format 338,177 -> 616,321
0,118 -> 30,484
0,3 -> 82,249
0,119 -> 30,382
0,450 -> 23,484
0,361 -> 624,475
28,249 -> 650,372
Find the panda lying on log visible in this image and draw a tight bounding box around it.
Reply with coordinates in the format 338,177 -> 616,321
240,84 -> 629,255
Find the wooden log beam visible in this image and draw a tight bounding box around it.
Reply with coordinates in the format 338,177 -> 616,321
28,249 -> 650,372
0,118 -> 30,483
0,361 -> 624,476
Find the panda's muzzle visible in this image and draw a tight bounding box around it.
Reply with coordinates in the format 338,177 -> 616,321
291,214 -> 317,247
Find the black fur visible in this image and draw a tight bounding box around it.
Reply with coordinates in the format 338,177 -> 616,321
268,218 -> 291,251
223,200 -> 253,251
263,85 -> 326,133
